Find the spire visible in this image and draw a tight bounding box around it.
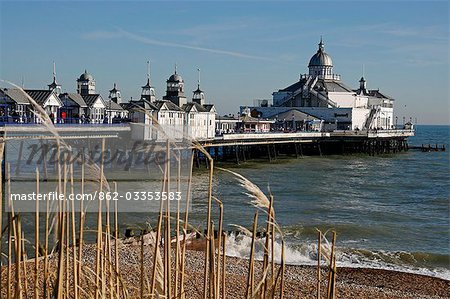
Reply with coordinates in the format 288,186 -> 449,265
174,63 -> 177,74
50,61 -> 58,85
48,61 -> 61,94
53,61 -> 56,82
141,62 -> 156,102
318,36 -> 324,51
109,82 -> 119,92
192,67 -> 205,105
143,61 -> 152,87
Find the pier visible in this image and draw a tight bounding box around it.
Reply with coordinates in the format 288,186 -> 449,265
198,129 -> 415,164
0,124 -> 416,169
409,144 -> 446,152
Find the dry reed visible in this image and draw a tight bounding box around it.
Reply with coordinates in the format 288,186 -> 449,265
0,95 -> 297,299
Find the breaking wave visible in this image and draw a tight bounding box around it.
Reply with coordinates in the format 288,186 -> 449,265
224,233 -> 450,281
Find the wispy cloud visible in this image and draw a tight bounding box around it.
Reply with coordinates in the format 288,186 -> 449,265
82,28 -> 272,61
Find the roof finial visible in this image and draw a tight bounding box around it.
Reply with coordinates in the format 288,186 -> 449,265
319,36 -> 324,50
114,83 -> 116,89
197,68 -> 201,88
362,63 -> 365,78
147,60 -> 150,80
174,63 -> 177,74
53,61 -> 56,79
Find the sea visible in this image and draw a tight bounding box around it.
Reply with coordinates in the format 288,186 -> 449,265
2,125 -> 449,280
186,125 -> 450,280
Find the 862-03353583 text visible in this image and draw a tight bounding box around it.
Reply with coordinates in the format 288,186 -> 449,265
10,191 -> 182,201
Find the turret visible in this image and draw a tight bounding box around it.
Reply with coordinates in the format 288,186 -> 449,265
48,62 -> 62,95
141,61 -> 156,102
192,68 -> 205,105
109,83 -> 121,104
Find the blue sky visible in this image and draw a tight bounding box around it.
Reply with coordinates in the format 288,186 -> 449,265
1,1 -> 448,124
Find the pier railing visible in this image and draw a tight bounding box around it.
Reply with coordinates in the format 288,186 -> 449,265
0,123 -> 414,142
216,129 -> 415,142
367,129 -> 415,138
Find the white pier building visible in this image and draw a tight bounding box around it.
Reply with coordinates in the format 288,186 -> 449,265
242,38 -> 395,131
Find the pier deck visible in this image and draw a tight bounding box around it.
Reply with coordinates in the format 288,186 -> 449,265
0,125 -> 416,168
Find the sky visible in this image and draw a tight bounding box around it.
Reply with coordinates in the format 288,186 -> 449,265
0,1 -> 449,125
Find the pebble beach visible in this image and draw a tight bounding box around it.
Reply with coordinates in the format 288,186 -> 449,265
1,241 -> 448,298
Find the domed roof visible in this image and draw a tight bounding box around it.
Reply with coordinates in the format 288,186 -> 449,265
168,73 -> 183,82
308,39 -> 333,67
78,70 -> 93,81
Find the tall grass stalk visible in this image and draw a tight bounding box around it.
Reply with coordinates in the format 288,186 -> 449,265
77,155 -> 85,297
179,151 -> 194,299
15,214 -> 23,299
246,212 -> 258,299
0,142 -> 4,291
150,156 -> 166,297
209,221 -> 217,299
114,182 -> 120,298
43,184 -> 50,298
140,230 -> 145,298
326,231 -> 337,299
64,152 -> 70,296
164,139 -> 172,299
174,150 -> 182,299
35,168 -> 40,299
94,138 -> 106,299
21,231 -> 29,298
262,194 -> 274,298
317,230 -> 322,299
221,232 -> 227,299
212,197 -> 223,299
69,161 -> 79,299
7,210 -> 12,299
280,239 -> 285,299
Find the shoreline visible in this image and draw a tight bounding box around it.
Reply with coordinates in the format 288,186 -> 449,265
1,242 -> 448,298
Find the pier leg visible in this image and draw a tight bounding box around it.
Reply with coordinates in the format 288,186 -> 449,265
235,145 -> 240,165
267,144 -> 272,162
15,140 -> 24,176
273,144 -> 277,160
42,140 -> 48,181
195,149 -> 200,168
317,142 -> 322,156
294,143 -> 299,158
